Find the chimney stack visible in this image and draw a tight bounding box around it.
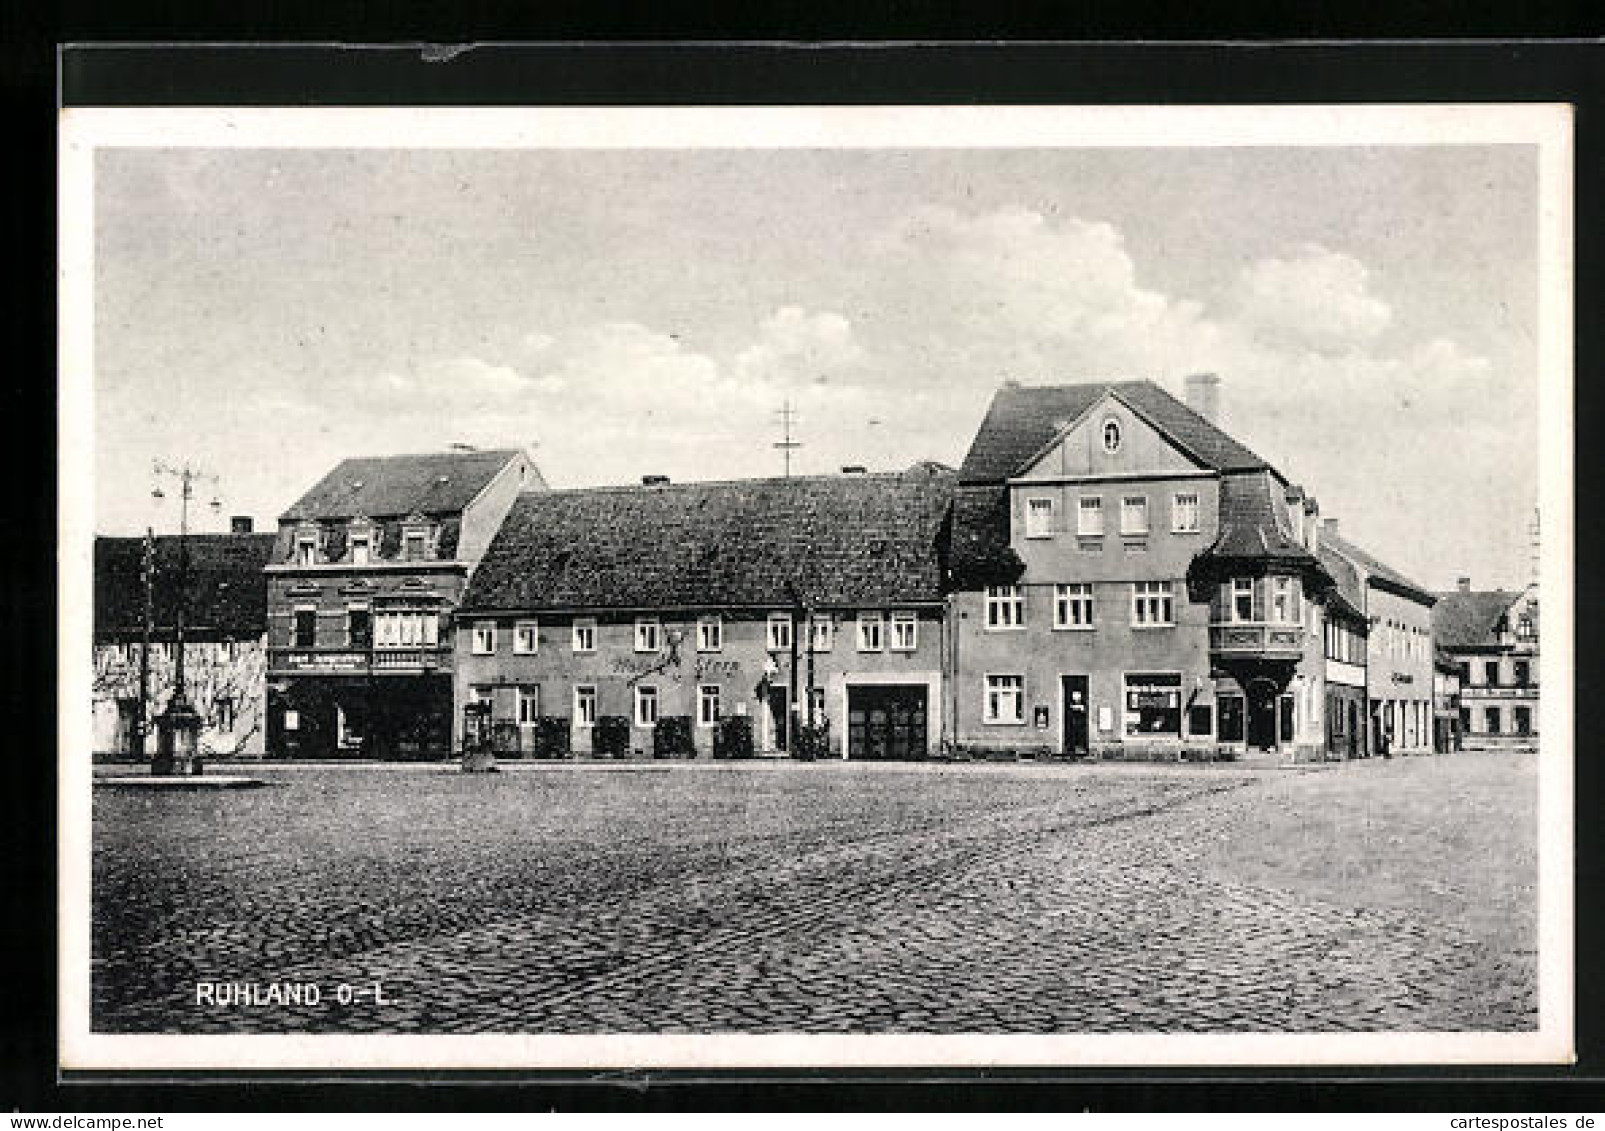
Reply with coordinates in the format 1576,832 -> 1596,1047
1322,517 -> 1340,539
841,465 -> 867,475
230,516 -> 254,534
641,474 -> 670,487
1457,576 -> 1472,592
1184,373 -> 1221,424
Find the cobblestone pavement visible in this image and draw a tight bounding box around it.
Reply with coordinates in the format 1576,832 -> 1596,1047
91,758 -> 1536,1034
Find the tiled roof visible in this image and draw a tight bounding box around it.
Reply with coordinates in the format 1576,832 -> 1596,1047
1204,472 -> 1318,565
95,533 -> 276,639
462,468 -> 955,613
948,485 -> 1026,588
1317,543 -> 1368,624
1433,589 -> 1520,649
1321,530 -> 1436,606
957,380 -> 1271,484
281,449 -> 523,522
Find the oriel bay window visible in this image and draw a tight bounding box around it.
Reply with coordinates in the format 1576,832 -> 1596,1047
1231,577 -> 1255,621
376,609 -> 440,649
985,585 -> 1025,629
1271,576 -> 1300,623
1131,581 -> 1175,627
1124,672 -> 1182,737
1054,583 -> 1094,629
984,674 -> 1025,724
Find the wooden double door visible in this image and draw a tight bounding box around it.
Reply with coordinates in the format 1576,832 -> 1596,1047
847,685 -> 928,761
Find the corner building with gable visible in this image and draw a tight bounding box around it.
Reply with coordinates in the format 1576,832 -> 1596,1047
947,376 -> 1368,762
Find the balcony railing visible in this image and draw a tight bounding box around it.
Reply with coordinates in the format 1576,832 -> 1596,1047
1209,621 -> 1306,659
271,646 -> 449,673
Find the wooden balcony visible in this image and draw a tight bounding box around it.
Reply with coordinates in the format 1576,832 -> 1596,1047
1209,621 -> 1306,661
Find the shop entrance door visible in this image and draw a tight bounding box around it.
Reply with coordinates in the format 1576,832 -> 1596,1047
847,685 -> 928,760
1061,675 -> 1089,755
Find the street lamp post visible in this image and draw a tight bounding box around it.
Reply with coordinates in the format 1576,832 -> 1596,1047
150,459 -> 221,776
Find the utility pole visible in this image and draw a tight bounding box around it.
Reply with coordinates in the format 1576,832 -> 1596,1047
150,459 -> 221,774
787,579 -> 801,757
136,527 -> 154,760
773,399 -> 801,478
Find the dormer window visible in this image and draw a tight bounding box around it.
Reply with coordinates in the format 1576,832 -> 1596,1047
404,531 -> 427,561
350,535 -> 370,565
1101,417 -> 1123,453
296,536 -> 317,566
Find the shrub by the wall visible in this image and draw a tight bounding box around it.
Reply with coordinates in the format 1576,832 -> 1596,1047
792,721 -> 830,761
714,715 -> 755,760
654,715 -> 696,759
593,715 -> 630,759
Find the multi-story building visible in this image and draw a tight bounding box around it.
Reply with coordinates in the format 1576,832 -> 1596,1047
453,466 -> 954,760
946,376 -> 1344,762
1433,647 -> 1464,753
1320,524 -> 1438,756
264,448 -> 541,759
1318,543 -> 1371,759
1432,578 -> 1539,751
92,520 -> 275,758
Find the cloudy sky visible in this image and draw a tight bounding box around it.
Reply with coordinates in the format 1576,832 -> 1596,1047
93,143 -> 1538,590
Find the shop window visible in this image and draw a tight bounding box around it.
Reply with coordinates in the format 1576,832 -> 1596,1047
1124,673 -> 1182,737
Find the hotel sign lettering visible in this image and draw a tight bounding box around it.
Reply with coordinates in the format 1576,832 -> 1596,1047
280,650 -> 367,672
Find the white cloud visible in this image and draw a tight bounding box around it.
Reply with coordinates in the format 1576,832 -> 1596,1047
1232,243 -> 1393,353
733,305 -> 866,385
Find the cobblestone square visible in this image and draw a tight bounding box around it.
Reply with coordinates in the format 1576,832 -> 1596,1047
91,751 -> 1537,1034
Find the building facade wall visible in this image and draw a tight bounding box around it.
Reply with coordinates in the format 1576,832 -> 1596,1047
92,638 -> 268,758
1364,585 -> 1436,755
457,454 -> 538,567
1449,646 -> 1538,750
453,606 -> 945,759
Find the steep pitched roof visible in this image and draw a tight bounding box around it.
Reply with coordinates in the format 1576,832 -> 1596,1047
957,380 -> 1271,484
1317,543 -> 1368,624
947,485 -> 1026,588
1206,472 -> 1316,564
462,468 -> 955,613
1433,589 -> 1521,649
281,449 -> 522,521
95,533 -> 276,639
1322,529 -> 1436,606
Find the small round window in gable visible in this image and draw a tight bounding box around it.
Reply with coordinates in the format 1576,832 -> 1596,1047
1101,417 -> 1123,454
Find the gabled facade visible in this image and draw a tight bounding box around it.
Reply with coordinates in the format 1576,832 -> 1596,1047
1433,579 -> 1538,751
454,466 -> 954,760
93,526 -> 276,758
264,447 -> 542,758
948,376 -> 1365,762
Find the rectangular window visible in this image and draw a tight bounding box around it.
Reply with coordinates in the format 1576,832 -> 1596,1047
984,675 -> 1025,724
1131,581 -> 1175,627
697,615 -> 723,652
635,684 -> 659,727
574,685 -> 597,727
514,620 -> 539,655
347,607 -> 371,649
767,613 -> 793,652
1232,577 -> 1255,622
294,607 -> 316,648
1514,705 -> 1532,735
1124,672 -> 1182,737
215,695 -> 236,731
1025,496 -> 1055,538
572,619 -> 596,653
516,685 -> 540,724
296,538 -> 316,566
1120,495 -> 1149,536
404,532 -> 427,561
1484,661 -> 1500,687
635,617 -> 661,653
1172,492 -> 1200,533
857,611 -> 885,652
698,684 -> 722,727
1484,706 -> 1501,734
350,536 -> 370,565
1077,496 -> 1104,537
985,585 -> 1025,630
890,610 -> 918,651
471,621 -> 497,655
1513,659 -> 1531,687
808,615 -> 834,653
1054,583 -> 1094,629
1271,576 -> 1298,623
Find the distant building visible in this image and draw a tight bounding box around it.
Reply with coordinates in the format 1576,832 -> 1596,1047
92,522 -> 275,758
264,448 -> 541,759
1433,578 -> 1539,751
453,466 -> 954,759
1433,647 -> 1463,753
1317,543 -> 1371,759
1320,524 -> 1438,757
946,376 -> 1346,762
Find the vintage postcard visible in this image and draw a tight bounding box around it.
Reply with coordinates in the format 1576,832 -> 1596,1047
58,103 -> 1574,1071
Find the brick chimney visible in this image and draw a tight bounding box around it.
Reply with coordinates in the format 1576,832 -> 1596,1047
230,515 -> 254,534
1184,373 -> 1221,424
1457,576 -> 1472,592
